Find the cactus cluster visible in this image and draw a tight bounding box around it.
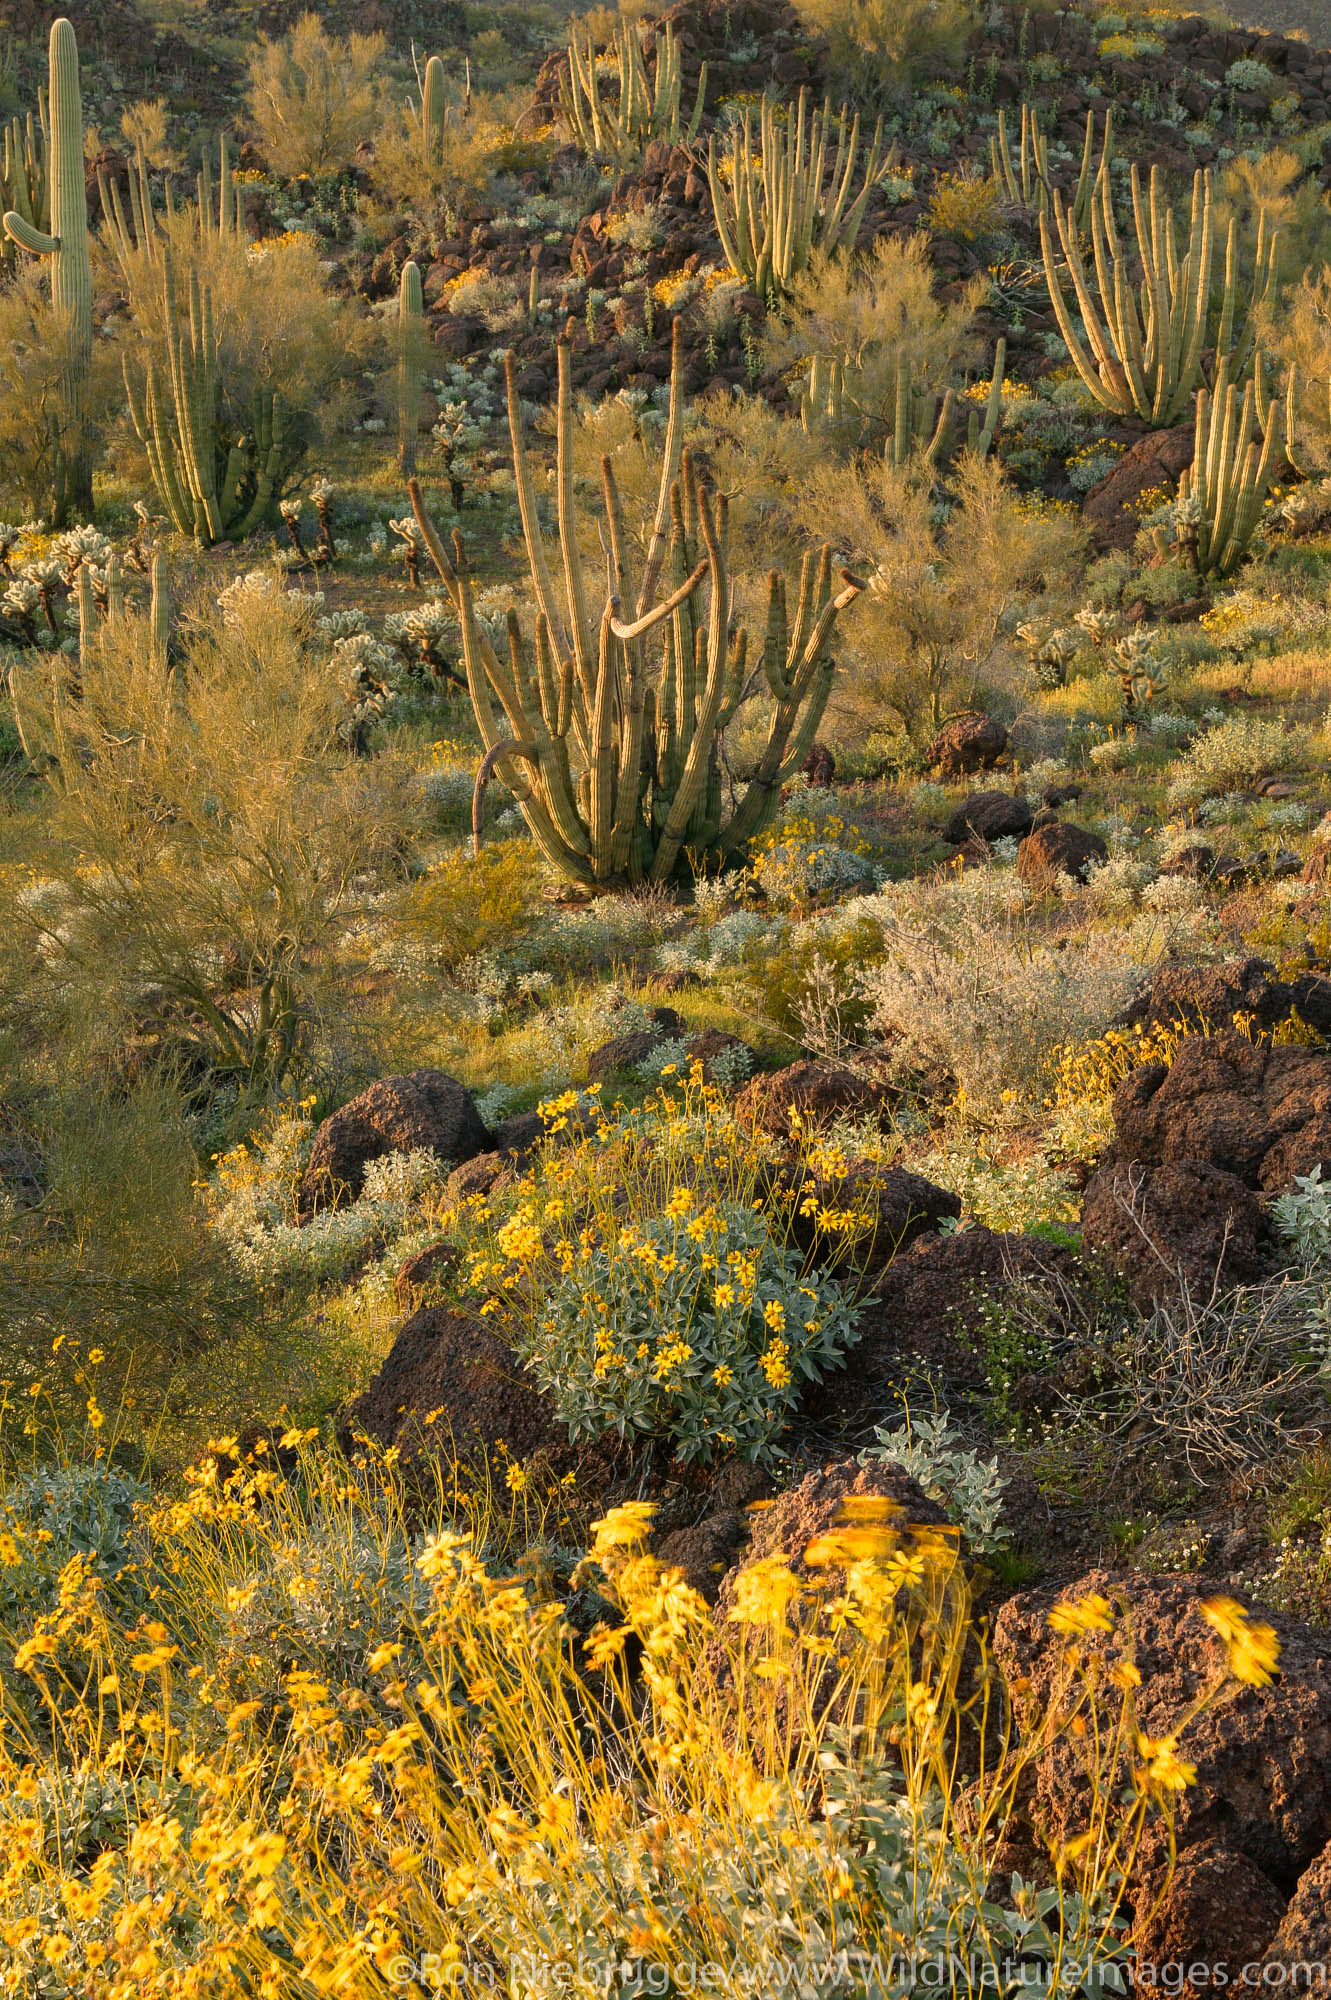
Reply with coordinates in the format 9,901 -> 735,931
1,105 -> 48,264
1040,159 -> 1278,427
707,90 -> 890,303
562,18 -> 705,167
123,248 -> 288,545
1173,354 -> 1283,580
2,18 -> 92,519
409,321 -> 863,887
991,105 -> 1109,231
800,340 -> 1007,469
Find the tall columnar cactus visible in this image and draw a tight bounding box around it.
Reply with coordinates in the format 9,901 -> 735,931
991,105 -> 1109,232
799,339 -> 1005,467
397,260 -> 425,478
708,90 -> 890,304
563,18 -> 705,168
3,18 -> 93,518
1,105 -> 48,263
1040,159 -> 1278,427
1174,353 -> 1282,580
407,321 -> 864,887
100,134 -> 241,270
122,246 -> 287,545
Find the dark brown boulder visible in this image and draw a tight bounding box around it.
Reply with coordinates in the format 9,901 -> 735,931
299,1070 -> 491,1218
993,1572 -> 1331,1968
683,1028 -> 756,1083
927,711 -> 1008,778
585,1006 -> 687,1082
802,1226 -> 1086,1426
1017,821 -> 1109,885
944,790 -> 1035,846
1117,957 -> 1325,1038
1108,1030 -> 1331,1192
801,741 -> 836,787
393,1241 -> 456,1307
1263,1843 -> 1331,1985
734,1059 -> 887,1137
1082,424 -> 1194,551
1080,1158 -> 1265,1309
444,1151 -> 515,1204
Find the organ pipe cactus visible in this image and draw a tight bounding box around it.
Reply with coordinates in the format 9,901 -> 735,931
408,319 -> 864,887
397,260 -> 425,478
1175,353 -> 1282,580
100,134 -> 241,270
991,105 -> 1109,231
799,339 -> 1006,468
1,105 -> 48,263
123,246 -> 288,545
707,90 -> 890,303
1040,159 -> 1278,426
563,18 -> 705,168
3,18 -> 93,519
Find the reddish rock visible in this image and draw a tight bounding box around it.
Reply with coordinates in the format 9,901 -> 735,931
1108,1030 -> 1331,1192
944,790 -> 1035,846
1017,821 -> 1109,884
927,711 -> 1008,778
788,1161 -> 961,1274
734,1059 -> 887,1137
299,1071 -> 491,1218
393,1240 -> 457,1306
1079,1158 -> 1265,1308
1082,425 -> 1194,551
993,1572 -> 1331,1970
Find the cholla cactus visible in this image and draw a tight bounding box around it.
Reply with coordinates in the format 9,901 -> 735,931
1040,160 -> 1278,426
389,515 -> 425,587
1075,606 -> 1117,646
407,319 -> 864,886
1175,353 -> 1283,579
708,90 -> 891,303
310,477 -> 336,561
562,18 -> 705,167
384,598 -> 462,687
3,575 -> 41,643
1018,622 -> 1077,690
53,524 -> 111,584
2,18 -> 92,519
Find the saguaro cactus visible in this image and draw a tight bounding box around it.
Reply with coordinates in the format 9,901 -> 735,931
3,18 -> 93,519
1040,159 -> 1278,427
708,89 -> 890,303
563,18 -> 705,167
408,321 -> 864,887
397,260 -> 425,478
1175,353 -> 1282,579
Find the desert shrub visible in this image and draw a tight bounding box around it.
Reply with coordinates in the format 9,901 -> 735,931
0,1427 -> 1277,1992
1165,713 -> 1319,810
1267,267 -> 1331,475
464,1071 -> 867,1462
861,1402 -> 1011,1553
745,784 -> 877,912
801,453 -> 1084,736
748,912 -> 888,1045
857,873 -> 1146,1115
1271,1167 -> 1331,1269
0,266 -> 115,517
397,837 -> 542,970
119,95 -> 179,169
245,12 -> 385,180
6,582 -> 403,1096
793,0 -> 981,88
928,169 -> 1003,242
106,212 -> 373,500
762,235 -> 984,437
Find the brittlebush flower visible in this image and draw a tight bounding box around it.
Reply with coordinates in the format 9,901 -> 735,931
1134,1732 -> 1196,1796
728,1556 -> 802,1629
1201,1596 -> 1280,1687
1048,1592 -> 1116,1638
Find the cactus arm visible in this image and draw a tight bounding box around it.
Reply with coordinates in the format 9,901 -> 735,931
397,260 -> 424,477
504,349 -> 574,672
553,336 -> 598,709
3,211 -> 55,253
637,316 -> 686,614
